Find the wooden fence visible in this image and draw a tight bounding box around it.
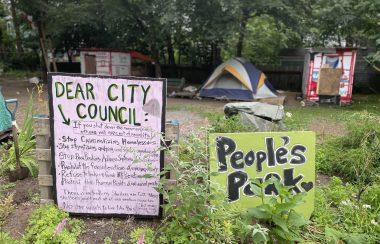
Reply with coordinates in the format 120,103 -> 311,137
33,117 -> 179,204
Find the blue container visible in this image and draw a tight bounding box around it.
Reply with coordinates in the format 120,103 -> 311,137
0,86 -> 12,133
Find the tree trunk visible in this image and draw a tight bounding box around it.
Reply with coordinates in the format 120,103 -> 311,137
10,0 -> 23,53
178,49 -> 181,65
47,38 -> 58,72
150,44 -> 161,78
337,33 -> 342,47
64,41 -> 72,63
211,42 -> 221,67
236,16 -> 248,57
0,28 -> 5,61
346,35 -> 353,47
166,35 -> 175,65
37,21 -> 50,72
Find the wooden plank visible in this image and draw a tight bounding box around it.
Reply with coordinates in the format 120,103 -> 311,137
257,96 -> 286,106
33,117 -> 50,136
39,161 -> 52,175
163,179 -> 177,190
165,123 -> 179,142
36,149 -> 51,161
40,199 -> 54,204
35,135 -> 50,149
38,175 -> 53,186
40,186 -> 53,200
317,68 -> 342,95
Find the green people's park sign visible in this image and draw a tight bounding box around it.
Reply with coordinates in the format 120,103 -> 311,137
209,132 -> 315,218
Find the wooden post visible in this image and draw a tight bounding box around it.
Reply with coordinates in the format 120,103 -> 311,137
33,117 -> 54,204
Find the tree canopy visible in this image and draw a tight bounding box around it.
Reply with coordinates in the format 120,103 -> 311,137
1,0 -> 379,70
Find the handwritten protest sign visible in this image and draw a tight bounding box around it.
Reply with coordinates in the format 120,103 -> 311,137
209,132 -> 315,218
48,73 -> 166,217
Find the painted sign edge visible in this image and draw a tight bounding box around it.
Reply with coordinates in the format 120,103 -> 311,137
47,72 -> 167,218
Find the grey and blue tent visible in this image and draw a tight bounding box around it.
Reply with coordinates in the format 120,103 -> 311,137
199,58 -> 277,100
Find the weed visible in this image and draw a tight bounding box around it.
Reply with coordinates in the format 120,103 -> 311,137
0,92 -> 37,176
208,114 -> 249,133
0,231 -> 17,244
129,227 -> 154,244
245,177 -> 307,243
28,191 -> 40,204
308,176 -> 380,243
316,112 -> 380,198
0,193 -> 14,227
23,204 -> 83,243
156,130 -> 242,243
116,239 -> 126,244
362,178 -> 380,208
0,182 -> 16,197
103,236 -> 112,244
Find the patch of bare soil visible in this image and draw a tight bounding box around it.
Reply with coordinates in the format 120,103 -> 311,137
3,202 -> 37,240
167,97 -> 226,113
316,174 -> 331,187
308,119 -> 346,143
1,176 -> 39,240
0,77 -> 48,127
167,110 -> 209,136
10,177 -> 39,204
77,217 -> 160,243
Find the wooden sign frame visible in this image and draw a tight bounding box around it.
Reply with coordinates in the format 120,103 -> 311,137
47,72 -> 167,218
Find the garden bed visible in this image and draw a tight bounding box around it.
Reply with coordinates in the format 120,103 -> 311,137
0,78 -> 379,243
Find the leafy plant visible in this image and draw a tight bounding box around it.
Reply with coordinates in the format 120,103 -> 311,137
156,130 -> 243,243
103,236 -> 112,244
0,182 -> 16,198
325,226 -> 369,244
117,239 -> 126,244
245,177 -> 307,243
0,193 -> 14,227
316,112 -> 380,198
208,114 -> 249,133
232,219 -> 270,243
23,204 -> 83,244
309,176 -> 380,243
0,92 -> 37,176
0,231 -> 17,244
362,177 -> 380,208
129,227 -> 154,244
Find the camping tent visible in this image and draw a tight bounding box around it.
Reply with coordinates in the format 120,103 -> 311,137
199,58 -> 277,100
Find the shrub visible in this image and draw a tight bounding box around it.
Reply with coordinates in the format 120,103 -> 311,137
362,178 -> 380,208
156,131 -> 243,243
245,178 -> 307,243
23,204 -> 83,244
0,193 -> 14,227
208,114 -> 249,133
129,227 -> 154,244
0,231 -> 17,244
316,112 -> 380,191
309,176 -> 380,243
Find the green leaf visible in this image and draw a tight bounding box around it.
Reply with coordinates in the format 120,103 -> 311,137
142,173 -> 154,178
246,207 -> 270,219
287,211 -> 306,227
272,214 -> 289,232
251,229 -> 268,243
275,202 -> 297,213
250,183 -> 263,197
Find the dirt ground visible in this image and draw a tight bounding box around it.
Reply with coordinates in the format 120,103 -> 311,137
0,77 -> 330,243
